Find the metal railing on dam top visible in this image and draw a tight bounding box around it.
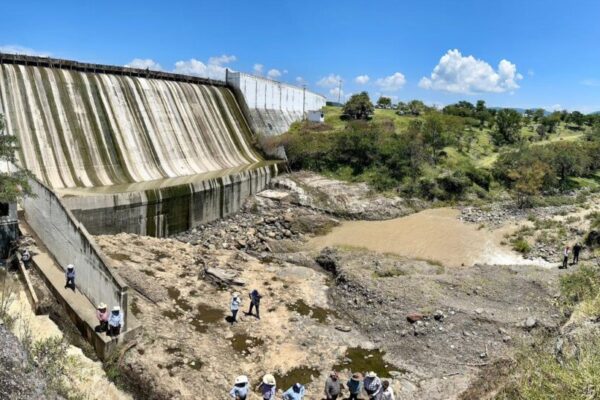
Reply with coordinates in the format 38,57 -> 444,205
0,52 -> 227,87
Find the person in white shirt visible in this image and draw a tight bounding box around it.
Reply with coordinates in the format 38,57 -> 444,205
381,380 -> 395,400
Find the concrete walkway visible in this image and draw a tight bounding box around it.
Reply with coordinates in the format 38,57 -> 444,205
19,221 -> 131,358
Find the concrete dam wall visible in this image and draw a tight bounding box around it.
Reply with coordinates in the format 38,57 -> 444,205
227,71 -> 326,137
0,62 -> 261,189
0,54 -> 281,236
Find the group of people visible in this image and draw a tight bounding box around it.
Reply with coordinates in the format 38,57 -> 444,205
230,371 -> 395,400
230,289 -> 263,324
62,263 -> 124,337
561,242 -> 583,269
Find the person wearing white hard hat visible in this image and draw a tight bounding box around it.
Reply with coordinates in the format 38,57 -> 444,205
108,306 -> 123,337
256,373 -> 276,400
229,375 -> 249,399
95,302 -> 109,332
64,264 -> 76,290
363,371 -> 382,399
230,292 -> 241,324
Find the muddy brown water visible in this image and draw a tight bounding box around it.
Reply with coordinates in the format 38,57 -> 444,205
191,303 -> 225,332
312,208 -> 547,268
230,333 -> 264,353
274,366 -> 321,392
286,299 -> 337,324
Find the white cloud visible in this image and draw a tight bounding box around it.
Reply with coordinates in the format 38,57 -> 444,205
419,49 -> 523,94
582,79 -> 600,87
267,69 -> 282,79
296,76 -> 305,84
317,73 -> 342,88
549,104 -> 563,111
173,54 -> 236,80
375,72 -> 406,91
125,58 -> 163,71
208,54 -> 236,66
329,87 -> 344,101
0,44 -> 50,57
253,64 -> 264,75
354,75 -> 370,85
528,69 -> 535,77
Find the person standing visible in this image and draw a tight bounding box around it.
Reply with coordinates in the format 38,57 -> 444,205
21,249 -> 31,269
282,383 -> 305,400
95,303 -> 109,332
256,374 -> 276,400
324,371 -> 342,400
108,306 -> 123,337
247,289 -> 262,319
229,375 -> 249,400
381,380 -> 395,400
347,372 -> 363,400
364,371 -> 382,400
573,243 -> 582,265
230,292 -> 241,324
561,246 -> 570,269
64,264 -> 76,290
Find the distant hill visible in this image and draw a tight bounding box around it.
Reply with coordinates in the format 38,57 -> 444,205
490,107 -> 550,116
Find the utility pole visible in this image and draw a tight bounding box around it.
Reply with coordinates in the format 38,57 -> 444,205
302,84 -> 306,119
337,79 -> 342,103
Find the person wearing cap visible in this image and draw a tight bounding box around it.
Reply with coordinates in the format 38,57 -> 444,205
95,303 -> 109,332
324,371 -> 342,399
230,292 -> 241,324
363,372 -> 382,399
256,373 -> 276,400
64,264 -> 76,290
229,375 -> 249,399
283,382 -> 305,400
108,306 -> 123,336
381,380 -> 395,400
247,289 -> 262,319
347,372 -> 363,400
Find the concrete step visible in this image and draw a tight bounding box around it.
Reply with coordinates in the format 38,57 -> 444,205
19,220 -> 140,359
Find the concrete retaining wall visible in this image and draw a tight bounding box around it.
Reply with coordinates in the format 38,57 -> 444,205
63,163 -> 280,236
23,178 -> 129,329
227,71 -> 326,136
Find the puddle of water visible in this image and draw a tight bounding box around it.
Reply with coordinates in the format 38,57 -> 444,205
167,287 -> 193,311
107,252 -> 132,262
274,366 -> 320,391
165,346 -> 182,354
130,298 -> 141,316
188,358 -> 203,370
286,299 -> 335,324
162,309 -> 183,320
311,208 -> 548,268
333,348 -> 403,378
141,269 -> 156,277
191,304 -> 224,332
230,333 -> 264,354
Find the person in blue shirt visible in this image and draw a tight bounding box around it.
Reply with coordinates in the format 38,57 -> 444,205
247,289 -> 262,319
282,383 -> 305,400
229,375 -> 249,400
108,306 -> 123,337
347,372 -> 363,400
64,264 -> 75,290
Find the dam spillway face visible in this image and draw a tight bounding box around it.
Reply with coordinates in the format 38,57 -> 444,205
0,60 -> 279,236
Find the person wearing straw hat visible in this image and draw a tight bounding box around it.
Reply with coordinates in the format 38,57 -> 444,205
64,264 -> 76,290
230,292 -> 241,324
347,372 -> 363,400
324,371 -> 342,399
229,375 -> 249,399
256,373 -> 276,400
363,371 -> 382,399
108,306 -> 123,337
283,382 -> 305,400
95,302 -> 109,332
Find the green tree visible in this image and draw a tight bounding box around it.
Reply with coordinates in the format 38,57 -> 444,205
376,96 -> 392,108
507,160 -> 550,207
343,92 -> 374,120
421,113 -> 462,164
492,109 -> 522,146
568,111 -> 585,128
475,100 -> 491,128
0,114 -> 32,203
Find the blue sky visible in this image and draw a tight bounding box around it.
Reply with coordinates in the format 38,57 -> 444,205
3,0 -> 600,112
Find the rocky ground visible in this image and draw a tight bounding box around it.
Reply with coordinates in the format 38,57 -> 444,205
0,321 -> 49,400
